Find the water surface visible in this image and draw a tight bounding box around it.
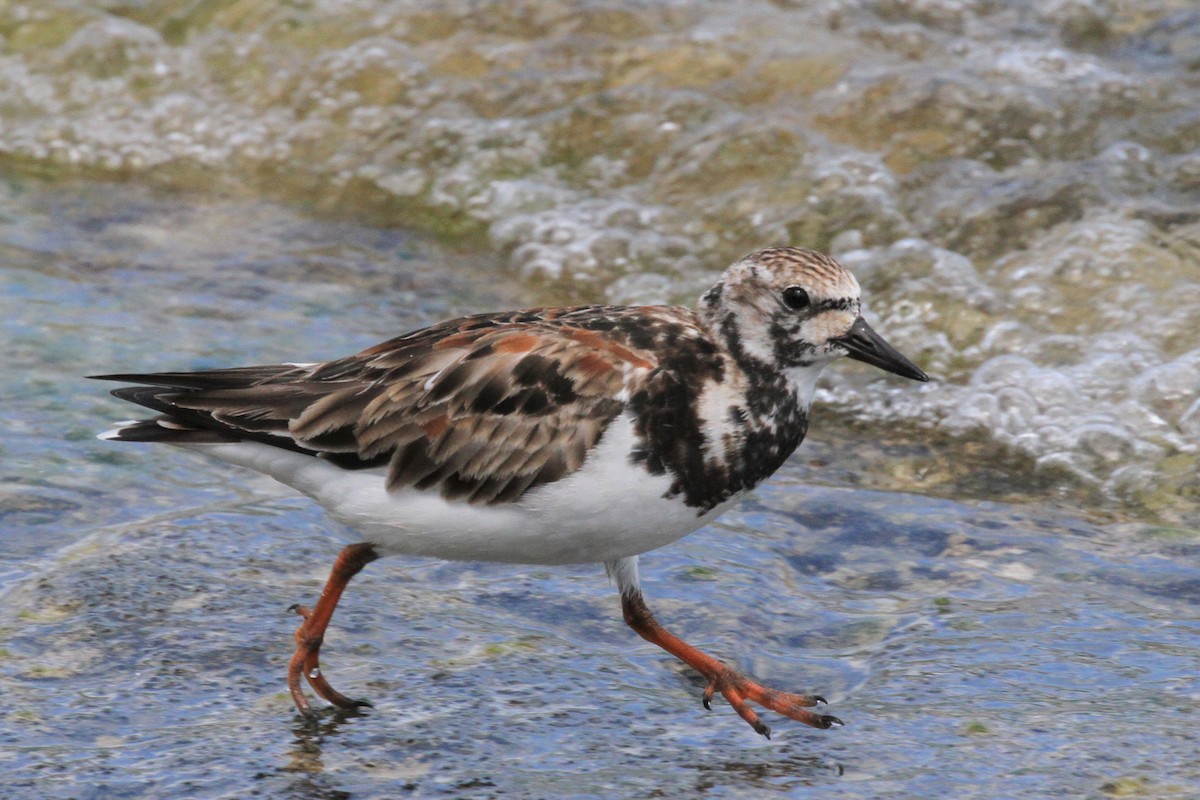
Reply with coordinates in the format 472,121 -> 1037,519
1,0 -> 1199,797
2,176 -> 1197,799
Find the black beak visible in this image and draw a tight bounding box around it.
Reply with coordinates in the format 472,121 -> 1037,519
832,317 -> 930,382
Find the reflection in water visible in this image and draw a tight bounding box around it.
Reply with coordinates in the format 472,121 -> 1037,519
690,752 -> 845,791
280,715 -> 363,800
284,708 -> 374,775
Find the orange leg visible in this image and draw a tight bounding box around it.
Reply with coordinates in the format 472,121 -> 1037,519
287,542 -> 379,718
621,588 -> 842,738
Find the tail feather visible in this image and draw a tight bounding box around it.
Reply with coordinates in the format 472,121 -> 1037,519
93,376 -> 316,455
98,417 -> 239,444
89,367 -> 296,391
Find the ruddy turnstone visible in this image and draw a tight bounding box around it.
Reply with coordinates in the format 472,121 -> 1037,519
94,246 -> 929,737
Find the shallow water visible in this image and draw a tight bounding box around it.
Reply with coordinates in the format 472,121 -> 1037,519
2,176 -> 1197,799
1,0 -> 1199,797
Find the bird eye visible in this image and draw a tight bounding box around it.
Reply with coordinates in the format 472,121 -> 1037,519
782,286 -> 810,310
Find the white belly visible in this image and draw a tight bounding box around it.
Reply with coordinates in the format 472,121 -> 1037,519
185,414 -> 735,565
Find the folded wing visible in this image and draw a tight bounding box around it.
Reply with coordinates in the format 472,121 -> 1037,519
95,309 -> 660,505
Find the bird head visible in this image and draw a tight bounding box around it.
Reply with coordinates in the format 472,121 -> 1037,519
700,247 -> 930,386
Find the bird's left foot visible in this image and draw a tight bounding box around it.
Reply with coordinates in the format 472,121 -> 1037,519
285,543 -> 380,718
287,602 -> 374,718
699,664 -> 842,738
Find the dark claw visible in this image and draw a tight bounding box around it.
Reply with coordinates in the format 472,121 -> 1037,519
817,715 -> 844,729
814,695 -> 828,705
754,720 -> 771,739
702,696 -> 712,711
354,699 -> 374,709
287,603 -> 300,613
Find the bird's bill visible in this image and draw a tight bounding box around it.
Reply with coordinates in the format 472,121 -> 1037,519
833,317 -> 930,382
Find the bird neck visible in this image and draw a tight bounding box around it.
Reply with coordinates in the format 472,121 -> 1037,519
699,292 -> 830,414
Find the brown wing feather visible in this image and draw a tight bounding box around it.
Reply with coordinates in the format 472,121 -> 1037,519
98,308 -> 674,505
290,315 -> 654,504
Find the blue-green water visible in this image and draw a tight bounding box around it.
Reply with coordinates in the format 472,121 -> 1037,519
2,177 -> 1197,799
2,2 -> 1200,794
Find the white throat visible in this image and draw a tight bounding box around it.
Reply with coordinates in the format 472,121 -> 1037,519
784,361 -> 832,412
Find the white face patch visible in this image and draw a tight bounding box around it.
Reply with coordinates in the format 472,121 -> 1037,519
801,307 -> 859,351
